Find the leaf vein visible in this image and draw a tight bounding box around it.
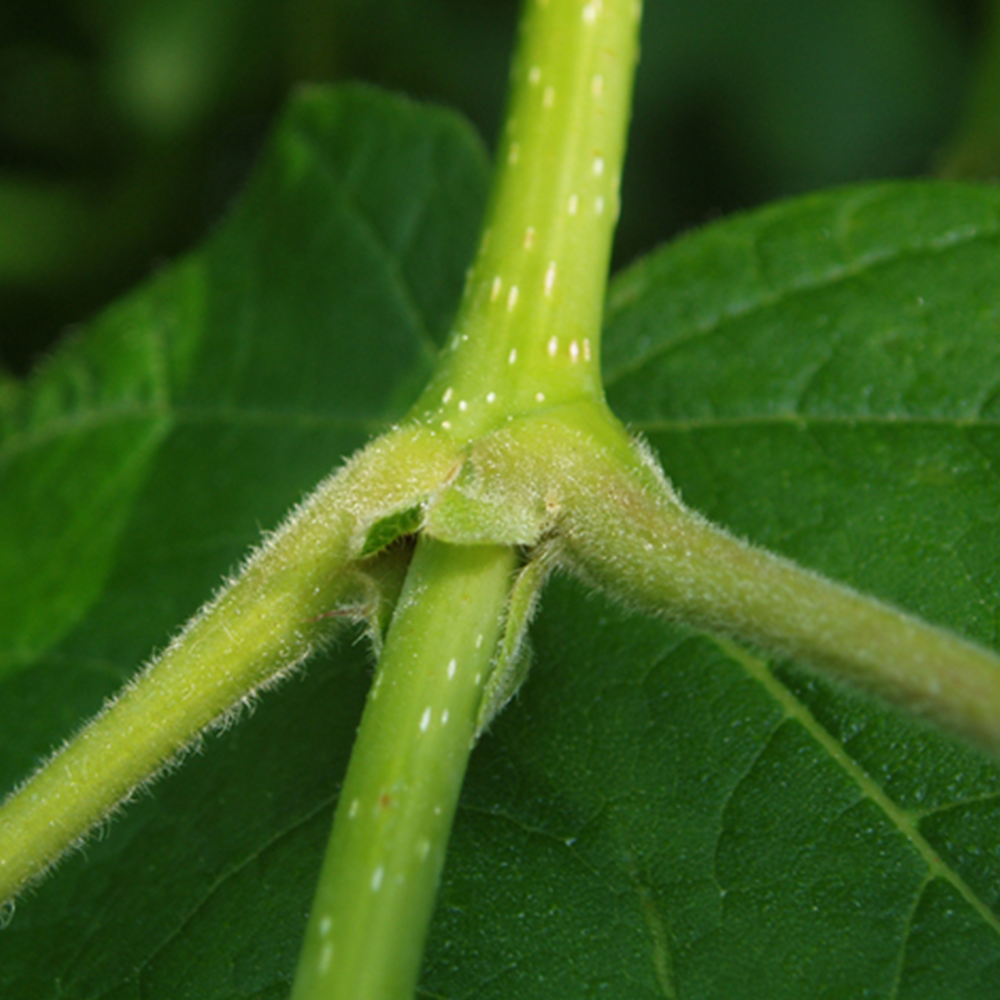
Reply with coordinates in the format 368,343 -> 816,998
716,636 -> 1000,939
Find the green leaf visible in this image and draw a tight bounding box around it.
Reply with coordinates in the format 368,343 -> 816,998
3,87 -> 1000,1000
0,84 -> 488,996
442,180 -> 1000,997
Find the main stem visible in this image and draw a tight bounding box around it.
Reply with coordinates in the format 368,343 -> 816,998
291,538 -> 515,1000
412,0 -> 641,436
293,2 -> 642,995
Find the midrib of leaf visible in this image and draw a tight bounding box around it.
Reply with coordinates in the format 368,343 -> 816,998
602,196 -> 1000,390
717,636 -> 1000,939
0,648 -> 129,686
175,406 -> 378,430
0,405 -> 380,470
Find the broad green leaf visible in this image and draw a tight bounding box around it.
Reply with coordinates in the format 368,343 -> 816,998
2,84 -> 1000,1000
431,182 -> 1000,998
0,84 -> 488,996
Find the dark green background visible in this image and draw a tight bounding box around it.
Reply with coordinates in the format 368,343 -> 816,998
0,0 -> 987,372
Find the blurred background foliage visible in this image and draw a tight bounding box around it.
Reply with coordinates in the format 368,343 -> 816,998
0,0 -> 995,376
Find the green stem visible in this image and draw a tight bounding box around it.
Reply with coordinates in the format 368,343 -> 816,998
0,426 -> 458,905
557,429 -> 1000,756
291,10 -> 643,990
291,537 -> 516,1000
412,0 -> 641,436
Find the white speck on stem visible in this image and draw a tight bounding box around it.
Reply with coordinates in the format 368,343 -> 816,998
371,866 -> 384,892
543,85 -> 555,108
536,391 -> 546,403
593,155 -> 605,177
486,391 -> 496,403
442,387 -> 453,404
583,0 -> 601,23
568,193 -> 579,215
507,285 -> 519,311
490,276 -> 502,302
591,73 -> 604,99
547,335 -> 559,357
348,797 -> 360,819
523,226 -> 535,249
474,672 -> 483,686
448,658 -> 457,679
508,348 -> 517,365
441,420 -> 452,431
320,916 -> 332,936
528,65 -> 541,85
458,399 -> 468,412
569,340 -> 580,362
420,707 -> 432,732
544,261 -> 557,295
583,338 -> 592,361
595,195 -> 605,215
417,838 -> 432,862
441,709 -> 450,726
476,633 -> 484,648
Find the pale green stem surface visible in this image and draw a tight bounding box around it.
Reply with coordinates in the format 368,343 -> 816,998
412,0 -> 641,435
292,7 -> 644,994
559,430 -> 1000,757
291,537 -> 516,1000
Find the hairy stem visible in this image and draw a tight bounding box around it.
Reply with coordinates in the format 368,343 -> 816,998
0,427 -> 458,905
291,537 -> 516,1000
561,435 -> 1000,756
